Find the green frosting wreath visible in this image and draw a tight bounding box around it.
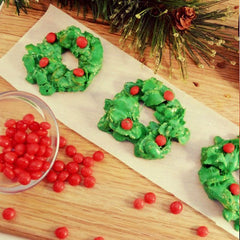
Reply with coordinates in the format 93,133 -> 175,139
98,77 -> 190,160
22,25 -> 103,95
198,136 -> 239,231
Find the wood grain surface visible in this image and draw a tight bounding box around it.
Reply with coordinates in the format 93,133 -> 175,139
0,1 -> 239,240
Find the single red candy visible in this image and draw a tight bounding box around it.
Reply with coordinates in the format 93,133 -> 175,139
39,57 -> 49,68
170,201 -> 183,214
130,86 -> 140,95
92,151 -> 104,162
16,120 -> 28,131
29,121 -> 40,131
121,118 -> 133,130
40,121 -> 51,130
65,145 -> 77,157
76,36 -> 88,48
31,171 -> 43,180
66,161 -> 79,174
73,68 -> 85,77
22,114 -> 35,125
155,135 -> 166,146
94,237 -> 104,240
80,167 -> 93,177
0,135 -> 11,147
68,173 -> 81,186
42,161 -> 51,171
18,171 -> 31,185
3,167 -> 15,180
46,170 -> 58,183
4,152 -> 17,164
14,131 -> 27,143
53,181 -> 65,193
36,129 -> 48,137
73,153 -> 84,164
46,32 -> 57,43
16,157 -> 29,169
44,146 -> 53,157
59,136 -> 67,148
223,143 -> 235,153
26,132 -> 39,144
58,170 -> 69,182
26,143 -> 40,155
229,183 -> 239,195
144,192 -> 156,204
55,226 -> 68,239
28,159 -> 43,172
2,208 -> 16,220
164,90 -> 174,101
4,119 -> 16,128
5,127 -> 16,137
53,160 -> 65,172
133,198 -> 145,209
197,226 -> 209,237
83,175 -> 96,188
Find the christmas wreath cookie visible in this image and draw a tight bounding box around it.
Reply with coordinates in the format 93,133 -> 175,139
198,136 -> 239,231
98,77 -> 190,160
22,25 -> 103,95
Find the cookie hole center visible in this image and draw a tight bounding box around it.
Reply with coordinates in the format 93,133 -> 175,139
61,51 -> 79,70
139,103 -> 156,126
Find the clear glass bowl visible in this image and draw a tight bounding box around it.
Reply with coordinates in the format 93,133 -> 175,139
0,91 -> 59,193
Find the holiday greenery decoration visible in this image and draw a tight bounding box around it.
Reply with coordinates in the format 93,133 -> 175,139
1,0 -> 238,79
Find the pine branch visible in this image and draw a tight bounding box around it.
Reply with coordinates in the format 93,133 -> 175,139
2,0 -> 239,79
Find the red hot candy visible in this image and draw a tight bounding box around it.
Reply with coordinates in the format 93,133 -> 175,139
121,118 -> 133,130
92,151 -> 104,162
46,32 -> 57,43
164,90 -> 174,101
133,198 -> 145,209
130,86 -> 140,95
223,143 -> 235,153
229,183 -> 239,195
55,226 -> 69,239
144,192 -> 156,204
2,208 -> 16,220
155,135 -> 166,146
76,36 -> 88,48
73,68 -> 85,77
39,57 -> 49,68
170,201 -> 183,214
197,226 -> 209,237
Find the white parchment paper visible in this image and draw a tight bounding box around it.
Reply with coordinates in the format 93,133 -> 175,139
0,5 -> 238,239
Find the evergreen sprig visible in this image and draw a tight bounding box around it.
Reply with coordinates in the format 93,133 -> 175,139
2,0 -> 238,79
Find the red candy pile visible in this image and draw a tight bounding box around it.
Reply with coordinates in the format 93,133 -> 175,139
46,136 -> 104,192
0,114 -> 53,185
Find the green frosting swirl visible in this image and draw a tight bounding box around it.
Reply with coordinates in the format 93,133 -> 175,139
198,136 -> 239,231
22,26 -> 103,95
98,77 -> 190,159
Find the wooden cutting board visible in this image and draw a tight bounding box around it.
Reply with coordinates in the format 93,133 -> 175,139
0,1 -> 238,240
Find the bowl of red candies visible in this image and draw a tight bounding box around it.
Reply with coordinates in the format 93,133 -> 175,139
0,91 -> 59,193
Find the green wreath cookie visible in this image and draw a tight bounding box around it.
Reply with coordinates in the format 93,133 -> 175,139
22,25 -> 103,95
198,136 -> 239,231
98,77 -> 190,160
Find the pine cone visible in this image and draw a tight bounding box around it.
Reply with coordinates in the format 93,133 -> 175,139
174,7 -> 196,30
